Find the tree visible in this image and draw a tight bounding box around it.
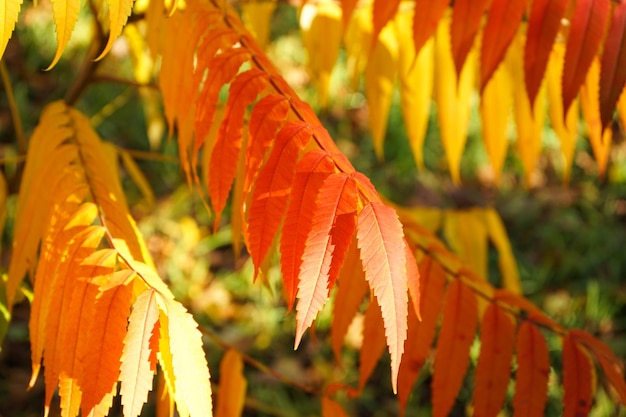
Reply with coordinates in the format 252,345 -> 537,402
1,0 -> 625,416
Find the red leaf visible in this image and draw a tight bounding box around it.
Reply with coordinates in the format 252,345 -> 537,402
513,322 -> 549,417
330,238 -> 369,364
562,334 -> 594,417
295,173 -> 357,347
432,279 -> 478,417
525,0 -> 570,107
280,152 -> 335,311
450,0 -> 490,77
358,298 -> 387,390
371,0 -> 400,51
413,0 -> 449,56
404,242 -> 420,321
247,122 -> 313,274
397,256 -> 447,417
473,303 -> 515,417
194,49 -> 250,150
562,0 -> 610,116
356,201 -> 408,393
244,95 -> 291,193
600,2 -> 626,130
480,0 -> 530,92
570,329 -> 626,404
209,68 -> 269,228
341,0 -> 358,31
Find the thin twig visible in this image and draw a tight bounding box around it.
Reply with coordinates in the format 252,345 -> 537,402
91,74 -> 159,90
0,62 -> 26,154
0,154 -> 26,166
118,147 -> 179,163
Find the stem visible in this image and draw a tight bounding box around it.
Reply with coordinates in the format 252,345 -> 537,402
0,62 -> 26,154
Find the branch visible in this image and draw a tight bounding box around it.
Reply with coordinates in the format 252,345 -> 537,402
0,62 -> 26,154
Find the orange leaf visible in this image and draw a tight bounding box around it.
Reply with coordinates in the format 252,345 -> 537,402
524,0 -> 570,108
194,48 -> 251,149
405,243 -> 420,321
119,289 -> 160,417
358,298 -> 387,390
340,0 -> 358,31
244,94 -> 290,193
247,121 -> 313,274
480,0 -> 530,92
570,329 -> 626,404
322,396 -> 349,417
330,238 -> 369,364
209,68 -> 269,228
599,2 -> 626,131
562,334 -> 594,417
215,350 -> 246,417
295,173 -> 357,346
371,0 -> 400,52
450,0 -> 490,78
473,303 -> 515,417
412,0 -> 448,56
494,289 -> 560,330
280,152 -> 335,311
513,322 -> 549,417
81,280 -> 133,416
432,279 -> 478,417
397,255 -> 447,415
562,0 -> 610,117
356,201 -> 408,393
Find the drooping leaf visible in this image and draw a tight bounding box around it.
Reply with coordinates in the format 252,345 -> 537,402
432,279 -> 478,417
546,42 -> 579,183
473,303 -> 515,417
485,208 -> 521,294
97,0 -> 135,60
561,0 -> 610,117
371,0 -> 400,52
524,0 -> 570,108
394,10 -> 434,171
562,334 -> 594,417
358,298 -> 387,391
295,173 -> 358,347
280,152 -> 335,311
356,201 -> 408,393
119,289 -> 160,417
365,17 -> 398,160
340,0 -> 358,31
241,0 -> 277,49
47,0 -> 81,69
580,57 -> 612,177
412,0 -> 448,56
330,238 -> 369,364
480,0 -> 530,92
162,297 -> 212,417
443,209 -> 488,279
599,1 -> 626,131
450,0 -> 489,78
480,62 -> 513,184
209,68 -> 269,227
434,16 -> 475,185
300,0 -> 342,107
247,121 -> 313,274
215,350 -> 246,417
0,0 -> 22,59
513,322 -> 550,417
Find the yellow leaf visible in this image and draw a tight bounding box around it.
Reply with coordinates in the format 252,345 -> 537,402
443,209 -> 488,280
215,350 -> 246,417
0,0 -> 22,59
365,13 -> 398,160
119,149 -> 156,209
97,0 -> 135,60
300,0 -> 342,108
344,5 -> 370,90
580,58 -> 612,178
241,0 -> 277,49
394,10 -> 434,171
619,88 -> 626,131
48,0 -> 81,69
434,15 -> 475,185
507,30 -> 545,187
485,208 -> 521,294
480,59 -> 513,184
120,289 -> 160,417
546,42 -> 579,184
161,297 -> 212,417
